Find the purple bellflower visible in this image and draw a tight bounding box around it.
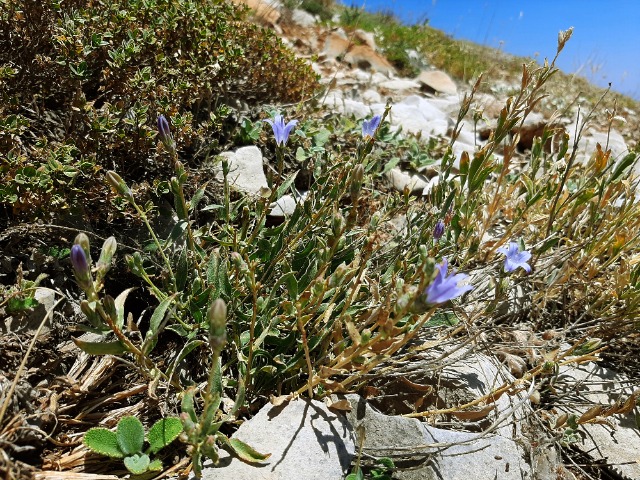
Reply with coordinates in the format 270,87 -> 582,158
265,114 -> 298,146
362,115 -> 381,139
425,258 -> 473,305
497,242 -> 532,273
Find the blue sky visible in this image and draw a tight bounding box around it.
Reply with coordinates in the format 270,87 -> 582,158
339,0 -> 640,100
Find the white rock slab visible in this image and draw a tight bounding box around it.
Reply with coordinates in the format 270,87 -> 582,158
217,146 -> 268,195
195,398 -> 355,480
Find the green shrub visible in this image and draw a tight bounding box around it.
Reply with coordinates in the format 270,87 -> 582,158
0,0 -> 318,220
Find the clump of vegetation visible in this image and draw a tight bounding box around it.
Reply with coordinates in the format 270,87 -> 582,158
0,0 -> 318,220
285,0 -> 335,21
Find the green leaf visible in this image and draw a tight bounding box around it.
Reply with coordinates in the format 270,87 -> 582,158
345,467 -> 365,480
166,339 -> 205,379
275,171 -> 298,198
167,220 -> 188,247
148,458 -> 163,471
143,294 -> 176,354
117,416 -> 145,455
611,152 -> 638,182
147,417 -> 183,454
84,428 -> 124,458
224,436 -> 271,463
229,377 -> 245,417
123,453 -> 150,475
189,184 -> 207,213
207,251 -> 231,298
7,296 -> 38,312
181,387 -> 198,424
176,248 -> 188,291
313,128 -> 330,146
73,337 -> 129,355
424,311 -> 459,328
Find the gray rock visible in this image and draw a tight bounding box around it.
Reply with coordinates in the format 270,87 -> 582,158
353,29 -> 377,50
385,168 -> 428,194
422,175 -> 440,196
370,72 -> 391,85
322,90 -> 372,119
388,96 -> 449,138
3,287 -> 56,334
361,88 -> 382,104
338,394 -> 531,480
290,8 -> 316,27
195,398 -> 355,480
269,192 -> 307,217
217,146 -> 268,195
555,362 -> 640,479
416,70 -> 458,95
378,78 -> 421,93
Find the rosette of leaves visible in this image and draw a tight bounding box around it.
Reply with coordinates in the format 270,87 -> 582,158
84,416 -> 183,475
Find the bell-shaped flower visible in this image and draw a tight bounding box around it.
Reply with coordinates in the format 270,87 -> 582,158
497,242 -> 532,273
425,258 -> 473,305
265,114 -> 298,146
362,115 -> 381,139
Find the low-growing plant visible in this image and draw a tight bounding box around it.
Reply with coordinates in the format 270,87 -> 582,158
0,0 -> 319,221
84,416 -> 183,475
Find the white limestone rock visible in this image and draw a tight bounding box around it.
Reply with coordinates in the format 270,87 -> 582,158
217,146 -> 268,195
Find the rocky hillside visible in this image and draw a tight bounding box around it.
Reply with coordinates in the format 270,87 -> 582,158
1,1 -> 640,479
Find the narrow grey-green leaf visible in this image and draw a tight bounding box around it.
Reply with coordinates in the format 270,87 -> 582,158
73,338 -> 128,355
226,437 -> 271,462
176,248 -> 188,291
143,294 -> 176,354
166,339 -> 204,379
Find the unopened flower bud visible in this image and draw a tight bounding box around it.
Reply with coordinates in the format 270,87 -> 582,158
105,170 -> 132,200
332,212 -> 344,235
71,244 -> 89,277
179,412 -> 196,436
350,164 -> 365,200
102,295 -> 118,322
71,238 -> 94,292
74,233 -> 91,256
230,252 -> 248,274
207,298 -> 227,353
201,435 -> 219,461
433,220 -> 445,242
328,263 -> 348,288
97,236 -> 117,268
157,115 -> 176,154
